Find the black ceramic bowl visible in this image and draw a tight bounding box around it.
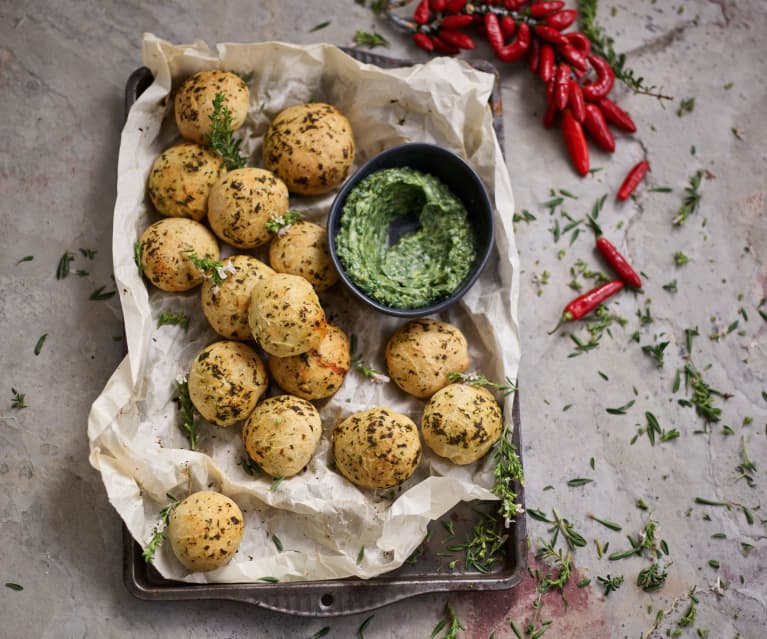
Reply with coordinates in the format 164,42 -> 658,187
327,143 -> 495,318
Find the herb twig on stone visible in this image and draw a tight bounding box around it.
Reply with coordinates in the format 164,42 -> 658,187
673,170 -> 705,226
431,602 -> 464,639
11,388 -> 27,409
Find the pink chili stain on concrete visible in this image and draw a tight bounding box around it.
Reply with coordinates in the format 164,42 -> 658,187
460,551 -> 609,638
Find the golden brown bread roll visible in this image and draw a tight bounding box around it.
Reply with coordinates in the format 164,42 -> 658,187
269,220 -> 338,292
333,407 -> 421,489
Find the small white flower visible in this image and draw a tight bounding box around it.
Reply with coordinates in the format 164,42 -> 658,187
215,265 -> 230,281
710,576 -> 726,596
210,284 -> 220,295
277,224 -> 292,237
223,261 -> 237,275
175,372 -> 188,384
370,372 -> 390,384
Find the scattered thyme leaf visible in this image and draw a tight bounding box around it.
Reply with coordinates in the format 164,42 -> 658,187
310,20 -> 331,32
11,388 -> 28,409
5,583 -> 23,591
349,334 -> 390,384
357,546 -> 365,565
673,170 -> 705,226
588,514 -> 622,531
606,399 -> 635,415
642,341 -> 669,368
358,614 -> 374,638
431,602 -> 464,639
597,574 -> 624,596
567,478 -> 593,487
676,97 -> 696,117
637,562 -> 668,592
34,333 -> 47,356
16,256 -> 33,264
79,248 -> 97,259
662,280 -> 678,292
258,576 -> 279,583
56,251 -> 75,279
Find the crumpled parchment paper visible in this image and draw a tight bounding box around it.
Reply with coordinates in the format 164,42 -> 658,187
87,33 -> 520,584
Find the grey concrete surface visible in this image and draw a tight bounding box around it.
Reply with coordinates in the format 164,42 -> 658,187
1,1 -> 765,638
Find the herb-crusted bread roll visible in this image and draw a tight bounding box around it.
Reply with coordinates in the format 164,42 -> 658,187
248,273 -> 327,357
174,70 -> 250,144
242,395 -> 322,478
385,319 -> 470,399
207,168 -> 289,249
268,323 -> 350,400
167,491 -> 244,572
139,218 -> 220,292
333,407 -> 421,489
201,255 -> 275,340
421,383 -> 503,465
263,102 -> 355,195
147,143 -> 225,220
187,341 -> 268,427
269,220 -> 338,292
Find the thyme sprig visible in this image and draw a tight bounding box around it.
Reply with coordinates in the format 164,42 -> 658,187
492,423 -> 524,525
181,251 -> 235,287
641,341 -> 669,368
11,388 -> 27,409
349,334 -> 389,384
637,562 -> 669,592
265,210 -> 303,234
673,170 -> 705,226
447,371 -> 518,397
451,514 -> 507,573
735,436 -> 757,488
578,0 -> 673,100
142,494 -> 180,563
678,362 -> 730,424
203,92 -> 248,170
597,573 -> 624,596
176,377 -> 199,450
157,311 -> 190,331
353,30 -> 389,48
430,602 -> 464,639
548,509 -> 587,550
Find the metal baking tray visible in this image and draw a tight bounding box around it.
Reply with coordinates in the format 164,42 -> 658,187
122,47 -> 524,617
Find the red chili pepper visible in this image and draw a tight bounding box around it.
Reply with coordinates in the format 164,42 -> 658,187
539,44 -> 555,82
431,34 -> 460,54
438,29 -> 475,49
546,77 -> 555,104
562,280 -> 625,321
564,32 -> 591,56
413,32 -> 435,52
596,237 -> 642,289
496,22 -> 531,62
528,1 -> 564,18
617,160 -> 650,201
414,0 -> 431,25
528,37 -> 541,73
441,14 -> 474,29
504,0 -> 526,8
598,98 -> 637,133
430,0 -> 447,11
543,99 -> 558,129
554,64 -> 570,111
561,108 -> 589,176
484,12 -> 504,52
557,44 -> 588,72
582,55 -> 615,101
546,9 -> 577,30
583,103 -> 615,152
500,15 -> 517,38
534,25 -> 568,47
568,80 -> 586,122
445,0 -> 467,10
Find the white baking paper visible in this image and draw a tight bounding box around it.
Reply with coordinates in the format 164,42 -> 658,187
88,33 -> 520,583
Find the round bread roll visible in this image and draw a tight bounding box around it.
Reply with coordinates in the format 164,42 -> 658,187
188,341 -> 268,427
385,319 -> 470,399
248,273 -> 327,357
139,218 -> 220,292
167,491 -> 244,572
242,395 -> 322,478
174,70 -> 250,144
333,407 -> 422,489
201,255 -> 275,340
421,383 -> 503,465
147,143 -> 225,220
268,323 -> 350,400
269,220 -> 338,292
207,168 -> 289,249
262,102 -> 355,195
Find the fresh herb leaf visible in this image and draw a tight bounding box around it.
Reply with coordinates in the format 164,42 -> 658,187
181,251 -> 233,287
79,248 -> 97,259
56,251 -> 75,279
11,388 -> 28,409
431,602 -> 464,639
350,334 -> 390,384
310,20 -> 331,32
353,30 -> 389,48
662,280 -> 678,292
176,378 -> 199,450
642,341 -> 669,368
34,333 -> 47,356
637,563 -> 668,592
597,573 -> 624,596
676,97 -> 696,117
265,210 -> 303,233
673,170 -> 705,226
606,399 -> 635,415
272,534 -> 283,552
567,478 -> 593,487
258,576 -> 279,583
89,285 -> 117,301
448,372 -> 518,397
157,311 -> 190,331
356,546 -> 365,565
358,614 -> 374,638
142,494 -> 180,562
588,514 -> 622,531
16,256 -> 33,264
4,582 -> 23,591
134,241 -> 144,276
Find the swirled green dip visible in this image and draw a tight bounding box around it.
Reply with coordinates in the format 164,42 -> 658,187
335,167 -> 477,309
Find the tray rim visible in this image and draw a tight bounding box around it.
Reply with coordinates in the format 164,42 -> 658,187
121,45 -> 524,617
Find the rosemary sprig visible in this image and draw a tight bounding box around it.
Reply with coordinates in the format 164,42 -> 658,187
735,436 -> 757,488
548,509 -> 587,550
492,423 -> 524,525
673,170 -> 705,226
203,92 -> 247,170
678,362 -> 729,424
142,494 -> 180,563
34,333 -> 48,356
157,311 -> 190,331
452,514 -> 507,573
176,378 -> 199,450
11,388 -> 27,409
447,371 -> 518,397
181,251 -> 233,287
641,341 -> 669,368
578,0 -> 672,100
430,602 -> 464,639
265,210 -> 303,234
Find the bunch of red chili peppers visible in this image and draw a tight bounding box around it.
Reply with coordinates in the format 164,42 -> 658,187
408,0 -> 638,177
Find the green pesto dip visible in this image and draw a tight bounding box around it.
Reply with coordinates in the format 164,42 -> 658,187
335,167 -> 477,309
